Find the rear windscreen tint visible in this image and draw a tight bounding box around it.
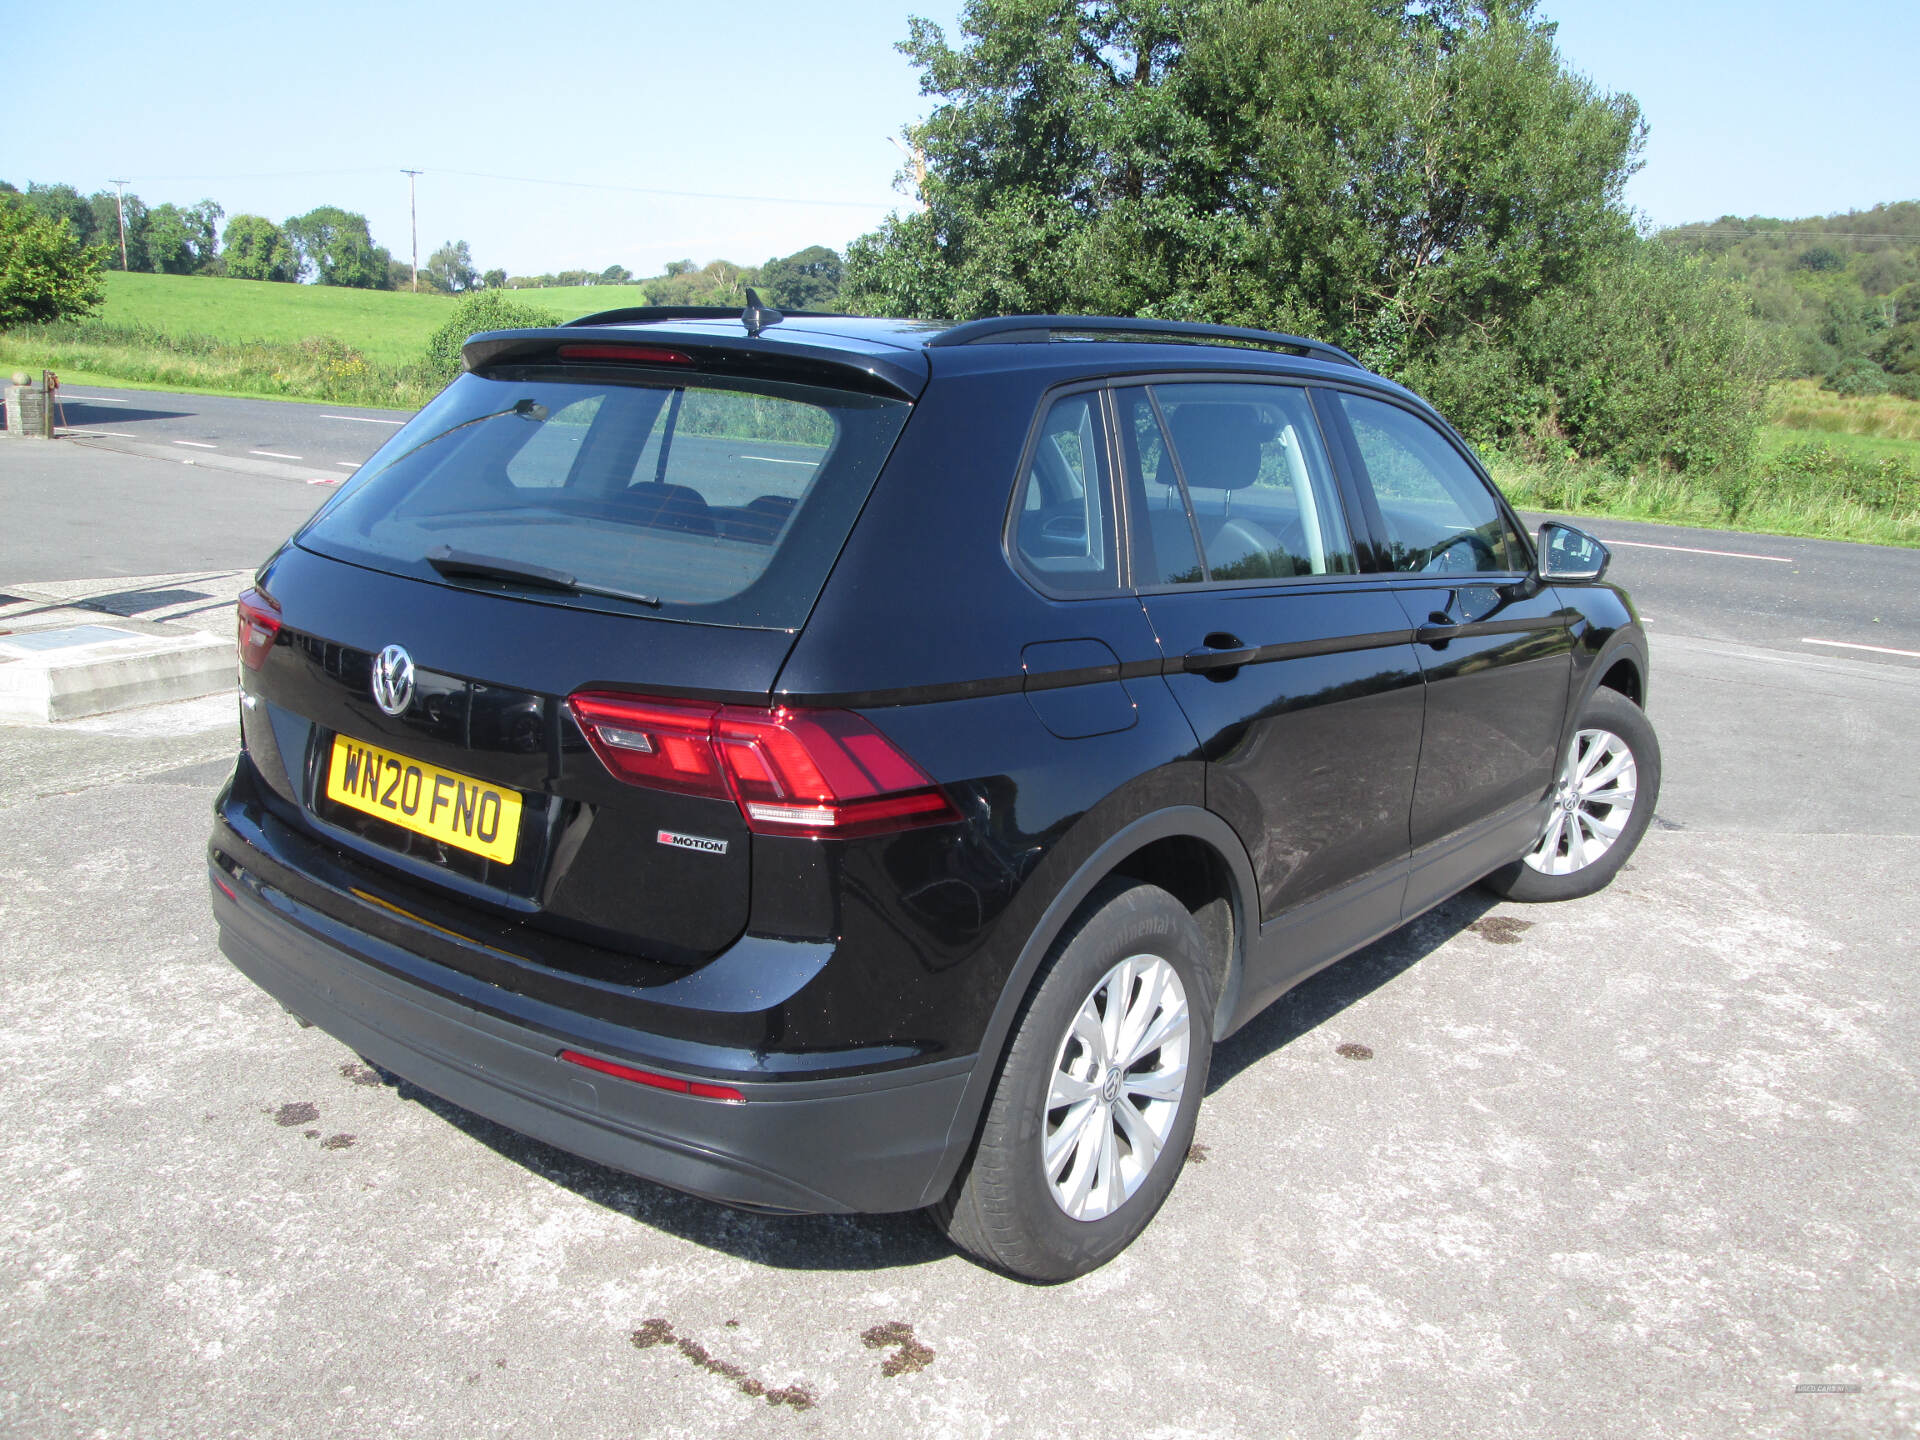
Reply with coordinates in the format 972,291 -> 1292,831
298,368 -> 911,628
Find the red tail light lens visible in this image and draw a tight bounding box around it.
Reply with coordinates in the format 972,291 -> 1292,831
568,691 -> 959,839
557,344 -> 694,365
236,587 -> 282,671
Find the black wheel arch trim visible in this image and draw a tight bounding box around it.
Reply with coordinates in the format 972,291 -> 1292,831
914,803 -> 1258,1208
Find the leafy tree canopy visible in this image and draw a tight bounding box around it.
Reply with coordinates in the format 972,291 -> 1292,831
23,183 -> 96,246
426,238 -> 479,293
0,202 -> 107,326
758,245 -> 843,310
146,199 -> 223,275
285,206 -> 390,288
222,214 -> 293,282
845,0 -> 1786,470
850,0 -> 1642,354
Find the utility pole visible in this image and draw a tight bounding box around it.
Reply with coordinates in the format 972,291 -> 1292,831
108,179 -> 130,270
400,169 -> 422,292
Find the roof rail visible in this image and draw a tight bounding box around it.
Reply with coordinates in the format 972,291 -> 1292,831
926,314 -> 1362,368
564,304 -> 850,328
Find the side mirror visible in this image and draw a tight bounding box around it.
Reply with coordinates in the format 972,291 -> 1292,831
1536,521 -> 1610,583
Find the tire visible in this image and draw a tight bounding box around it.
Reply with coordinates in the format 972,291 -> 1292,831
934,880 -> 1214,1282
1482,686 -> 1661,903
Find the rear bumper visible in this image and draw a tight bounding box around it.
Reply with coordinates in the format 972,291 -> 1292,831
211,861 -> 975,1214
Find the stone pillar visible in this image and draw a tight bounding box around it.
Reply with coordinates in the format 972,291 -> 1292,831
5,372 -> 52,438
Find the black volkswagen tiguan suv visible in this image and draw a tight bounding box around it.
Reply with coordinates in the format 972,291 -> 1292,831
210,303 -> 1658,1281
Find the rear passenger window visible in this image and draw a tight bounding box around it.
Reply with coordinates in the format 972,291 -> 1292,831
1336,393 -> 1526,574
1138,383 -> 1356,584
1012,392 -> 1119,593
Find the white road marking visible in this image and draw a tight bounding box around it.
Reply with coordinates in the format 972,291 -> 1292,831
250,449 -> 303,460
307,477 -> 342,486
61,393 -> 130,403
78,430 -> 141,439
1603,538 -> 1792,563
171,440 -> 217,449
334,461 -> 359,469
1801,638 -> 1920,660
321,414 -> 405,425
735,454 -> 815,465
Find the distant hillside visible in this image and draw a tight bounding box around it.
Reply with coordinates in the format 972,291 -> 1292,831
1660,202 -> 1920,396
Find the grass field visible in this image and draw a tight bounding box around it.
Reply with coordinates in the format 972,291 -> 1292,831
83,272 -> 656,367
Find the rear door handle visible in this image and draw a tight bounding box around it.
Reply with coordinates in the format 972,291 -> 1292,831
1183,635 -> 1260,672
1416,608 -> 1459,647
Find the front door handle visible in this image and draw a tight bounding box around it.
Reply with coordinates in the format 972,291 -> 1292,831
1183,634 -> 1260,672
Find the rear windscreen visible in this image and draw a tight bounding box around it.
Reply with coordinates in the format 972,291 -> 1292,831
297,367 -> 911,628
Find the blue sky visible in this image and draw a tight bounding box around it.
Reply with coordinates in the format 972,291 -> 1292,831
4,0 -> 1914,278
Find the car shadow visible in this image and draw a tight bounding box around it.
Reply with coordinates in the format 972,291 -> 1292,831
1206,886 -> 1501,1094
368,883 -> 1505,1274
373,1072 -> 957,1271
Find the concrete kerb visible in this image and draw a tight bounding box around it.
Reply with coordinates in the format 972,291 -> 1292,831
0,573 -> 249,724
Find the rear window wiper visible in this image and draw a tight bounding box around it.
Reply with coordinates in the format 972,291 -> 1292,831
424,545 -> 661,608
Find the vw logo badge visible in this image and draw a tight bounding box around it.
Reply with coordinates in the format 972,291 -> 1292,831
370,644 -> 415,717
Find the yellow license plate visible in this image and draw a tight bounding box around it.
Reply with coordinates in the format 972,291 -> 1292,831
325,735 -> 522,864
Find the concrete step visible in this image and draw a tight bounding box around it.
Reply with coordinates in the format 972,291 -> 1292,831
0,621 -> 234,723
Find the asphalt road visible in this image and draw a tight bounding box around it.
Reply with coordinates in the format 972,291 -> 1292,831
50,381 -> 408,477
1517,511 -> 1920,668
1,418 -> 1916,1438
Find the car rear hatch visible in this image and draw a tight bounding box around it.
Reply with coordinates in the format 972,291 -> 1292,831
233,329 -> 923,969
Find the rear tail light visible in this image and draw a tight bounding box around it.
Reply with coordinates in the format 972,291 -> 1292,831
568,691 -> 959,839
556,344 -> 694,365
560,1049 -> 744,1104
236,587 -> 281,671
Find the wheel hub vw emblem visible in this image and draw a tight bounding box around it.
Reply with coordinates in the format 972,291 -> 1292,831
1101,1067 -> 1123,1104
370,644 -> 415,717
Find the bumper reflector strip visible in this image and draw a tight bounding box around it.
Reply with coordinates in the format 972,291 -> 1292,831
559,1049 -> 745,1104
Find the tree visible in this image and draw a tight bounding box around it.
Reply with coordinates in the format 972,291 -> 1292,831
222,214 -> 293,281
285,206 -> 387,287
483,268 -> 507,290
758,245 -> 843,309
850,0 -> 1642,353
145,199 -> 224,274
600,263 -> 633,285
418,290 -> 554,383
426,239 -> 478,293
23,183 -> 95,246
843,1 -> 1777,469
0,202 -> 107,325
